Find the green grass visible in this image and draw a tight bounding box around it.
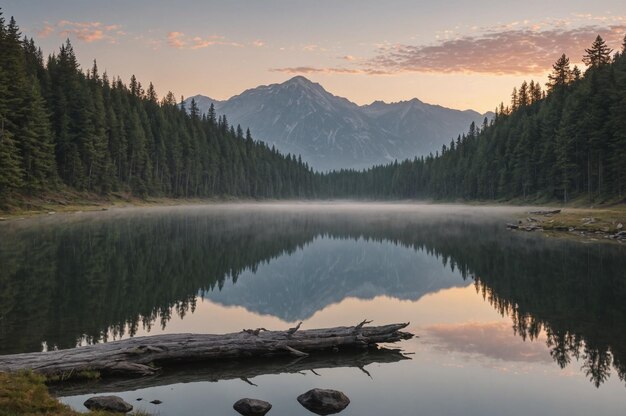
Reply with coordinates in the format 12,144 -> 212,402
0,371 -> 151,415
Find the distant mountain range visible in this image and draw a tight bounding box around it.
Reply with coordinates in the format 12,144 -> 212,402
185,76 -> 492,171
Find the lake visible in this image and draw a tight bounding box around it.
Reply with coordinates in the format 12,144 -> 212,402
1,203 -> 625,415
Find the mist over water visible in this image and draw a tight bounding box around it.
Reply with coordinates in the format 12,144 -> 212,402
1,203 -> 625,415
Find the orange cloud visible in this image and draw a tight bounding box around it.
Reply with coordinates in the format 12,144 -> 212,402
367,24 -> 626,75
38,20 -> 122,43
271,20 -> 626,77
166,32 -> 241,49
270,66 -> 391,75
167,31 -> 186,48
36,22 -> 55,38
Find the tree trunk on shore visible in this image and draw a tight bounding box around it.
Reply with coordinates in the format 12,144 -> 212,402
0,322 -> 412,381
50,348 -> 410,396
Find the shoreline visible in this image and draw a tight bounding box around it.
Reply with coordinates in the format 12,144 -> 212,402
1,195 -> 625,245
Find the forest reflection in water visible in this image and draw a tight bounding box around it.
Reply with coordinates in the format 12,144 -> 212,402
0,203 -> 625,389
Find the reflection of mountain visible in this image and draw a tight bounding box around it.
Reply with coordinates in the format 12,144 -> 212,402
205,237 -> 466,321
1,205 -> 626,389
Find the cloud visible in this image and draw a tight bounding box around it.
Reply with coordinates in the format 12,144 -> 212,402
37,20 -> 122,43
252,39 -> 265,47
270,66 -> 391,75
367,24 -> 626,75
271,17 -> 626,76
36,23 -> 55,38
425,321 -> 553,364
302,44 -> 327,52
166,31 -> 241,49
167,31 -> 186,48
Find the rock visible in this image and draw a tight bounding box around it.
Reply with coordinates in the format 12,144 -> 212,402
84,396 -> 133,413
233,398 -> 272,416
0,217 -> 6,221
136,398 -> 143,401
618,223 -> 623,230
48,211 -> 55,215
150,399 -> 162,405
506,223 -> 519,230
297,388 -> 350,415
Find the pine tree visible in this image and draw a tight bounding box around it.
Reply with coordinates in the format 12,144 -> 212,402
583,35 -> 613,69
19,80 -> 57,189
0,128 -> 23,195
547,54 -> 572,91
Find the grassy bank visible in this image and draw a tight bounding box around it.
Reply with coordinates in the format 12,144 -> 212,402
510,207 -> 626,243
0,189 -> 237,220
0,371 -> 149,415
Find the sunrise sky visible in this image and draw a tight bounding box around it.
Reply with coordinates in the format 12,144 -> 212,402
4,0 -> 626,112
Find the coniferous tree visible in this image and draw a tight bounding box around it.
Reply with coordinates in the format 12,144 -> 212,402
583,35 -> 613,69
547,54 -> 572,91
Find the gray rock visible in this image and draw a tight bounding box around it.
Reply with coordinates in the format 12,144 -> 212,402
233,398 -> 272,416
84,396 -> 133,413
150,399 -> 162,404
297,388 -> 350,415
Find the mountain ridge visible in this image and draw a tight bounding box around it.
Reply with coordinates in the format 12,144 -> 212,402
186,76 -> 492,171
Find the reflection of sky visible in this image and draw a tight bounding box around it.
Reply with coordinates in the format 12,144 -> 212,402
424,321 -> 553,364
61,284 -> 626,416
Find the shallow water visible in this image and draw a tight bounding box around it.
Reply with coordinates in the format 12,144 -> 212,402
1,203 -> 625,415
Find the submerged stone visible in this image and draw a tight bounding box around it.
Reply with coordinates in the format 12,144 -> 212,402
233,398 -> 272,416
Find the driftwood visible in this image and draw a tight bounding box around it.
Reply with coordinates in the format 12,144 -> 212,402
50,348 -> 410,396
0,322 -> 412,381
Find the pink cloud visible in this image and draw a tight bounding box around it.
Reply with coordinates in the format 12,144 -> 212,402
367,24 -> 626,75
38,20 -> 122,43
271,19 -> 626,76
166,32 -> 241,49
270,66 -> 391,75
167,31 -> 186,48
36,23 -> 55,38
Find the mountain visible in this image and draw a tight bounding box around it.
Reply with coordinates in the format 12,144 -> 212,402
185,76 -> 491,171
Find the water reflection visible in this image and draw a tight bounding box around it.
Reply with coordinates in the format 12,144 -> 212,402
50,348 -> 409,397
0,204 -> 625,389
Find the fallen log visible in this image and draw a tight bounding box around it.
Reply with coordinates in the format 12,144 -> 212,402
50,348 -> 410,396
0,322 -> 412,381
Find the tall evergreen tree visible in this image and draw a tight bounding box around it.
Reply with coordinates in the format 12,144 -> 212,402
583,35 -> 613,69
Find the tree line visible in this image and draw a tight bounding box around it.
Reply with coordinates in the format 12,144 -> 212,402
322,35 -> 626,203
1,8 -> 624,205
0,11 -> 316,202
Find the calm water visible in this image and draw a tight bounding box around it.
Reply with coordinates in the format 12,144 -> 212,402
1,203 -> 626,415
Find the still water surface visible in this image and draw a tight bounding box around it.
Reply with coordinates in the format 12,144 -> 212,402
1,203 -> 625,415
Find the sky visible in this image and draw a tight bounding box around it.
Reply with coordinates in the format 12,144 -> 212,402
3,0 -> 626,112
